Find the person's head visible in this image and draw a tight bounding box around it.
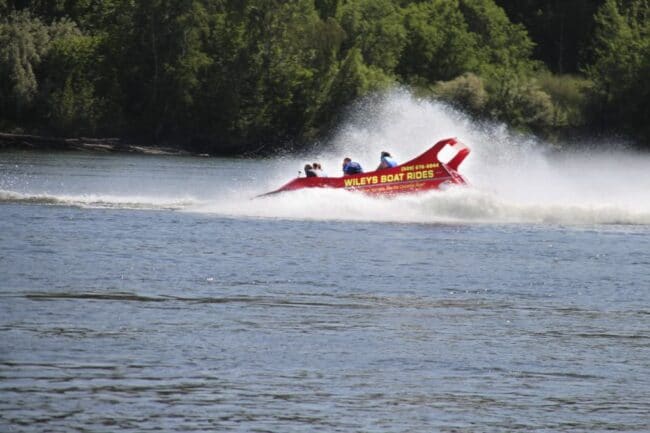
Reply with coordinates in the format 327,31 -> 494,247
312,162 -> 320,169
304,164 -> 313,171
343,157 -> 351,165
381,151 -> 391,158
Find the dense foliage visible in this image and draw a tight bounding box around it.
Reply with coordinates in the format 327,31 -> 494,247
0,0 -> 648,153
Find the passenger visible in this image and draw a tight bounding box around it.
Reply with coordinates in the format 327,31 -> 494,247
377,151 -> 398,170
304,164 -> 317,177
312,162 -> 327,177
342,157 -> 363,175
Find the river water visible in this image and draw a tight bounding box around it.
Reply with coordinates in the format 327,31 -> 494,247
1,93 -> 650,432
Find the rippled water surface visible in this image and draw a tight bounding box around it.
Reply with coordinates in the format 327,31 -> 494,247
3,88 -> 650,432
1,148 -> 649,433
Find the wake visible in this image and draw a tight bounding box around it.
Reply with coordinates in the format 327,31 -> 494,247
200,89 -> 650,226
0,190 -> 200,211
197,187 -> 650,226
2,89 -> 649,226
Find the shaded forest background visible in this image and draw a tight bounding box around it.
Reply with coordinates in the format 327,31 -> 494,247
1,0 -> 648,154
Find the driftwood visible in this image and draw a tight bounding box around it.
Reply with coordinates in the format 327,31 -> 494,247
0,132 -> 190,155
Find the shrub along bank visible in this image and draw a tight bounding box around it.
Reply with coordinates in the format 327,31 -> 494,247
1,0 -> 648,154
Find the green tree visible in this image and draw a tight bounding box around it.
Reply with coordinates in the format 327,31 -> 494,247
0,10 -> 80,130
586,0 -> 650,144
0,11 -> 49,123
314,47 -> 394,131
40,31 -> 105,134
193,0 -> 394,153
536,72 -> 590,128
1,0 -> 647,152
495,0 -> 605,73
459,0 -> 536,74
455,0 -> 551,128
315,0 -> 339,19
338,0 -> 407,72
398,0 -> 479,82
103,0 -> 212,142
193,0 -> 330,152
433,72 -> 488,115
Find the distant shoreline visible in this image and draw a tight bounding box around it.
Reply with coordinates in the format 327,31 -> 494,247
0,132 -> 196,156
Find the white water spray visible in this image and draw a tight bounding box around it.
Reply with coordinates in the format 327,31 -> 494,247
2,88 -> 649,225
206,89 -> 650,225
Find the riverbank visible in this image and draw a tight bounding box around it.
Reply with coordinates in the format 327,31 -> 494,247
0,132 -> 193,156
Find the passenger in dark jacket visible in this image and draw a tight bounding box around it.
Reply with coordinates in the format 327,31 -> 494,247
304,164 -> 317,177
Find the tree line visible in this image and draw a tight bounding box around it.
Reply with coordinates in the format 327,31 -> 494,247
1,0 -> 648,154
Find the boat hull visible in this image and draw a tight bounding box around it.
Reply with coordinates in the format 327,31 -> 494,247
260,138 -> 469,197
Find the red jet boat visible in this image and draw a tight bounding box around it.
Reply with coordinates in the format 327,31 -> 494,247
259,137 -> 470,197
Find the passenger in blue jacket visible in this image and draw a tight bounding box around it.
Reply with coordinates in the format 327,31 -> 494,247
342,157 -> 363,175
377,151 -> 397,170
